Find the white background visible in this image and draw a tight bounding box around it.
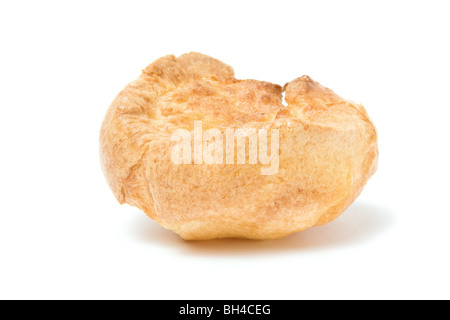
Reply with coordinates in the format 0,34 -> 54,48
1,1 -> 449,300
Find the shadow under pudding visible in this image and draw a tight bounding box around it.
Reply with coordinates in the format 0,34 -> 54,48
129,202 -> 394,256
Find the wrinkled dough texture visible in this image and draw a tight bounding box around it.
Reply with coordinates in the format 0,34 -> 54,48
100,52 -> 378,240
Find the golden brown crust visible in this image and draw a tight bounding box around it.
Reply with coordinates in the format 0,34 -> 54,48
100,52 -> 378,240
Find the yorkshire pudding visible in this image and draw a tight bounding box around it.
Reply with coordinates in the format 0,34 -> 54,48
100,52 -> 378,240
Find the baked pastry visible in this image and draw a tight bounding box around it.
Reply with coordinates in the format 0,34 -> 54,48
100,52 -> 378,240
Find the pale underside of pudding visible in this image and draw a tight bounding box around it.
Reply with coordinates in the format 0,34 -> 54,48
100,52 -> 378,240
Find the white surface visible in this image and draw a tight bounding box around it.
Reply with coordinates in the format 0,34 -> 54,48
0,0 -> 449,300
